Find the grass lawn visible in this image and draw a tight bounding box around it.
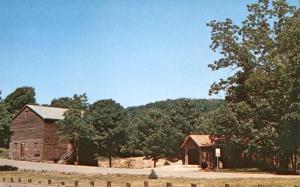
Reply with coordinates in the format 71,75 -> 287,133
0,171 -> 300,187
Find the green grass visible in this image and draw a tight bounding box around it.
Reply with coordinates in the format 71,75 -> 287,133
0,171 -> 300,187
0,148 -> 9,159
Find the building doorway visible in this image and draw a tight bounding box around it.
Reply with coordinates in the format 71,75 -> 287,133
20,143 -> 25,158
188,149 -> 199,165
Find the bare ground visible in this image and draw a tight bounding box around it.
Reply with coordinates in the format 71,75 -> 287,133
1,159 -> 300,179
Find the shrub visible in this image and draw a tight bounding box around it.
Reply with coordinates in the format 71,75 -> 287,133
164,161 -> 170,166
200,162 -> 208,169
148,169 -> 158,179
0,165 -> 18,171
0,148 -> 9,159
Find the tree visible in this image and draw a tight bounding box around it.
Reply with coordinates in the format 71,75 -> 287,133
57,109 -> 92,163
4,86 -> 36,114
207,0 -> 300,172
86,99 -> 128,167
127,108 -> 182,167
51,94 -> 88,110
0,101 -> 11,147
55,93 -> 91,163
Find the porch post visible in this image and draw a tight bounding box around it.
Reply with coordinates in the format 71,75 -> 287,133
199,147 -> 202,165
184,146 -> 188,165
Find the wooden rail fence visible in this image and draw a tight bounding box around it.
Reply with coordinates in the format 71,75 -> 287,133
1,177 -> 300,187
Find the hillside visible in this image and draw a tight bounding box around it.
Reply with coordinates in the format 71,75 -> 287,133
126,98 -> 225,116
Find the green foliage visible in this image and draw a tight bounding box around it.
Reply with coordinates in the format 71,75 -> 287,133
207,0 -> 300,171
0,101 -> 12,147
51,94 -> 88,110
4,86 -> 36,114
57,109 -> 91,141
129,109 -> 182,166
126,98 -> 224,163
0,148 -> 9,159
57,109 -> 93,162
56,94 -> 93,163
86,99 -> 128,167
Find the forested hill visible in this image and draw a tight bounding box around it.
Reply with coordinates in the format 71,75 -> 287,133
126,98 -> 225,115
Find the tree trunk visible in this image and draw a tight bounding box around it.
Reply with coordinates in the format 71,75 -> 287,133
153,158 -> 157,168
278,155 -> 289,174
109,155 -> 112,168
73,139 -> 79,164
76,138 -> 79,164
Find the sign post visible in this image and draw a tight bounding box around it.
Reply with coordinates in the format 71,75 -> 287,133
215,148 -> 221,171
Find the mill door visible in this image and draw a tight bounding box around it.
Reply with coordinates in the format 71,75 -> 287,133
20,143 -> 25,158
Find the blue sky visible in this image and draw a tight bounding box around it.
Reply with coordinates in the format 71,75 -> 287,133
0,0 -> 298,107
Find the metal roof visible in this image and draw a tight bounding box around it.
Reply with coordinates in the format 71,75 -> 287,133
27,105 -> 68,120
181,135 -> 213,148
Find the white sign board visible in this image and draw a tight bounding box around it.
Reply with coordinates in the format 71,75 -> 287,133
215,148 -> 221,157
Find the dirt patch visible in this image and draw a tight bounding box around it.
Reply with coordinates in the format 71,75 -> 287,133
98,157 -> 182,168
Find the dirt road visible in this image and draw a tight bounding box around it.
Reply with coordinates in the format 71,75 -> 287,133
0,159 -> 299,179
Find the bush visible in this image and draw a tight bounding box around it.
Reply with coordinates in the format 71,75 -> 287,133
0,148 -> 9,159
164,161 -> 170,166
200,162 -> 208,169
0,165 -> 18,171
148,169 -> 158,179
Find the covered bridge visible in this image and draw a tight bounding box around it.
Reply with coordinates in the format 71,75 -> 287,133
181,135 -> 216,168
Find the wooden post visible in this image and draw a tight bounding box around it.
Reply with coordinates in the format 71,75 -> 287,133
74,181 -> 79,187
126,183 -> 131,187
2,177 -> 5,182
48,179 -> 52,185
61,181 -> 65,186
225,184 -> 230,187
28,179 -> 32,183
144,181 -> 149,187
90,181 -> 94,187
107,181 -> 112,187
167,182 -> 172,187
18,178 -> 21,183
191,184 -> 197,187
10,178 -> 13,183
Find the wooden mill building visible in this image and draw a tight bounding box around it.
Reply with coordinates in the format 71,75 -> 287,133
9,105 -> 71,162
181,135 -> 216,168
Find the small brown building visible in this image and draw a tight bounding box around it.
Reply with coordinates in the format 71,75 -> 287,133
9,105 -> 70,162
181,135 -> 216,168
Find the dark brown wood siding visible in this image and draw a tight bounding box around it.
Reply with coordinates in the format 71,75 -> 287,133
182,138 -> 215,168
9,106 -> 68,162
9,107 -> 44,161
43,121 -> 68,161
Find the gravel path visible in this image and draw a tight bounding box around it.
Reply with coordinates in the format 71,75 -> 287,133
1,159 -> 299,179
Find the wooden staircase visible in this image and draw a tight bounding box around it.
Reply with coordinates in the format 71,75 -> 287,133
58,152 -> 72,164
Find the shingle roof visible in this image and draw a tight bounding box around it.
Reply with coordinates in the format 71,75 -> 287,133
27,105 -> 68,120
181,135 -> 213,148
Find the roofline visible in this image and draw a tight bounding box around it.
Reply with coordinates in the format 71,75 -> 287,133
12,105 -> 44,121
12,104 -> 67,121
180,135 -> 214,148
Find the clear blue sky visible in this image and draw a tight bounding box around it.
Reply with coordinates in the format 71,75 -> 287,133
0,0 -> 298,107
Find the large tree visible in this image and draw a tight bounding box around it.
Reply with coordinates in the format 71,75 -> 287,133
0,100 -> 11,148
86,99 -> 128,167
57,109 -> 92,163
128,108 -> 182,167
51,94 -> 88,110
207,0 -> 300,172
4,86 -> 36,114
55,93 -> 91,163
